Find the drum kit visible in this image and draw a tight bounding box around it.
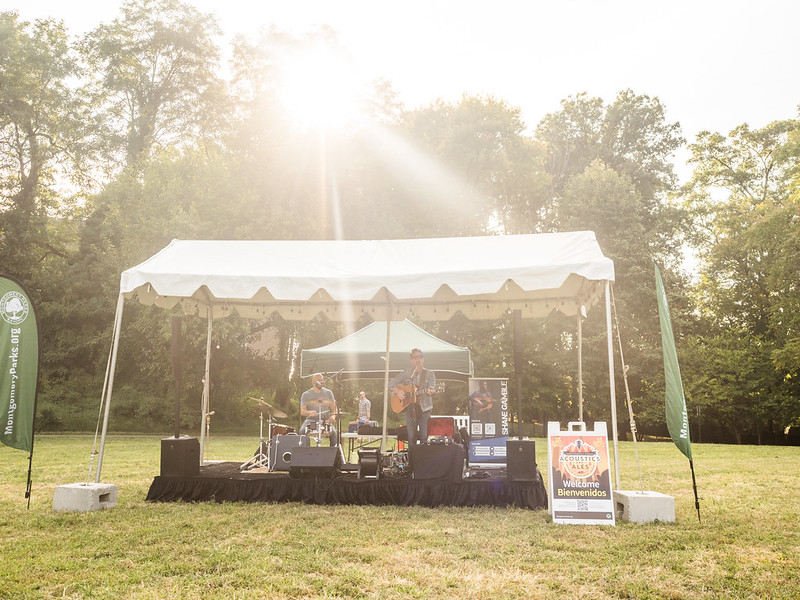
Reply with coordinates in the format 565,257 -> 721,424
240,395 -> 352,472
239,396 -> 293,471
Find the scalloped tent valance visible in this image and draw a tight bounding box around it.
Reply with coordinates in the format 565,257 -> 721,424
119,232 -> 614,321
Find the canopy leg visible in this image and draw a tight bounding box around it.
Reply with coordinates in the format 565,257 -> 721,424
95,294 -> 125,483
381,318 -> 391,449
199,308 -> 213,464
605,281 -> 620,489
578,309 -> 583,423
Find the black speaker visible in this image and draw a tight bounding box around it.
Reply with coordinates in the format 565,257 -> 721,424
289,446 -> 341,478
506,439 -> 537,481
409,443 -> 465,481
269,434 -> 307,472
357,448 -> 380,479
160,436 -> 200,478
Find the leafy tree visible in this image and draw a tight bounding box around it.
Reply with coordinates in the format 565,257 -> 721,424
530,91 -> 688,436
537,90 -> 684,226
391,95 -> 549,238
683,117 -> 800,441
0,12 -> 87,279
80,0 -> 224,171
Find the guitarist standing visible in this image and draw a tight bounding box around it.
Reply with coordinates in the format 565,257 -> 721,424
389,348 -> 437,446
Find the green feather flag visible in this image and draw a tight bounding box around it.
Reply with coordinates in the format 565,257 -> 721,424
654,265 -> 692,460
0,276 -> 39,453
655,265 -> 701,521
0,275 -> 40,506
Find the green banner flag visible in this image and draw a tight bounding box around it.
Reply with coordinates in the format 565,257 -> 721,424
0,276 -> 39,453
655,265 -> 692,460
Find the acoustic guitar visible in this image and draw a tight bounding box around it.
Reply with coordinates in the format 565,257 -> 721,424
390,383 -> 418,414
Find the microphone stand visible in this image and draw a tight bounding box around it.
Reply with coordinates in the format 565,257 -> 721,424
204,410 -> 215,462
316,372 -> 346,466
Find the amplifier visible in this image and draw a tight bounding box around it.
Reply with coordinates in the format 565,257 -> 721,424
289,446 -> 341,478
357,448 -> 380,479
506,439 -> 537,481
160,436 -> 200,478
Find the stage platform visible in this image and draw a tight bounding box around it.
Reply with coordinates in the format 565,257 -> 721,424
146,461 -> 548,510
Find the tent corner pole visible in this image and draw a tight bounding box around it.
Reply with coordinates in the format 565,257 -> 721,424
199,308 -> 213,464
605,281 -> 620,489
95,294 -> 125,483
577,309 -> 583,423
381,317 -> 391,449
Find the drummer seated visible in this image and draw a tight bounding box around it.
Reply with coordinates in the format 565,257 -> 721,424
298,375 -> 339,446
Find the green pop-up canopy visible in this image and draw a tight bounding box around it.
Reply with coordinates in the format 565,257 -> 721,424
300,319 -> 473,381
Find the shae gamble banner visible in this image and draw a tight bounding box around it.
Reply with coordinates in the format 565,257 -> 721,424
467,377 -> 510,465
0,276 -> 39,453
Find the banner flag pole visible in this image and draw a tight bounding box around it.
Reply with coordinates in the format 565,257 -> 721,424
0,275 -> 41,508
655,264 -> 701,522
690,460 -> 701,524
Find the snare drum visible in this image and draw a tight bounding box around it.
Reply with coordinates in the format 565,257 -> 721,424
306,421 -> 332,435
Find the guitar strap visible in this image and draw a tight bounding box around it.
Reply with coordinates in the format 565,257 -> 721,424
415,368 -> 427,399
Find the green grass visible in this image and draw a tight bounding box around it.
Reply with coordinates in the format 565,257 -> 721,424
1,435 -> 798,599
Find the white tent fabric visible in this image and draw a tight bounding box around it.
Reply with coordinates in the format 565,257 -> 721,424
97,232 -> 618,483
119,232 -> 614,321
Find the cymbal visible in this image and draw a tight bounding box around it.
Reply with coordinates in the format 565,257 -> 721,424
248,397 -> 288,418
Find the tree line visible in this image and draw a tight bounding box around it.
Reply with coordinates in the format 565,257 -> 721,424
2,1 -> 798,444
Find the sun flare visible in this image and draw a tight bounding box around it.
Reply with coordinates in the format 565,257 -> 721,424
276,42 -> 363,131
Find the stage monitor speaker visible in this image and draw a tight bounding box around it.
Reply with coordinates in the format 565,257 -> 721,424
506,439 -> 537,481
357,448 -> 380,479
269,434 -> 307,472
289,446 -> 340,478
410,443 -> 465,481
160,436 -> 200,478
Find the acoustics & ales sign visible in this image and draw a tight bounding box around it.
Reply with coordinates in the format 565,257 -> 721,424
547,421 -> 615,525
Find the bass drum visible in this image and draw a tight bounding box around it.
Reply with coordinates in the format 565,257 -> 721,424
269,433 -> 307,472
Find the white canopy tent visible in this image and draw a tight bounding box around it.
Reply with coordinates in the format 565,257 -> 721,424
96,232 -> 618,482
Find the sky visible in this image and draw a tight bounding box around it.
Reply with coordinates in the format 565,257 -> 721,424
12,0 -> 800,163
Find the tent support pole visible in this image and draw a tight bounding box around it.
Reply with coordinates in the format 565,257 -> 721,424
199,308 -> 213,464
95,294 -> 125,483
512,309 -> 523,438
381,317 -> 391,449
578,309 -> 583,423
605,281 -> 620,489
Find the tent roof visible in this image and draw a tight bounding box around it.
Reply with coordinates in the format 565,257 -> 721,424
120,232 -> 614,321
300,319 -> 473,381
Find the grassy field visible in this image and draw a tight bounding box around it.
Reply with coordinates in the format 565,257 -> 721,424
1,435 -> 798,599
